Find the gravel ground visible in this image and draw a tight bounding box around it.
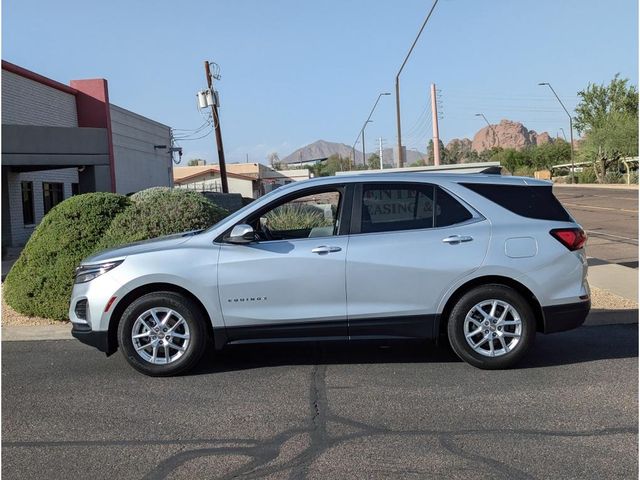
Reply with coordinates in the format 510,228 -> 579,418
1,295 -> 68,326
1,286 -> 635,327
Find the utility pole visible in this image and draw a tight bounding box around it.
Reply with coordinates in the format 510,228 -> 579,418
205,61 -> 229,193
430,83 -> 441,166
378,137 -> 384,171
395,0 -> 440,168
362,129 -> 366,167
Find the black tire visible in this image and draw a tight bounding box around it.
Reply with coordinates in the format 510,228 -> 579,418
118,291 -> 207,376
447,284 -> 536,369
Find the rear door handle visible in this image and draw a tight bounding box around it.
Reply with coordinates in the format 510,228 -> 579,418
311,245 -> 342,254
442,235 -> 473,244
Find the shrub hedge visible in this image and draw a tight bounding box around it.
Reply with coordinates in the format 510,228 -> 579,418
97,187 -> 228,250
4,193 -> 130,320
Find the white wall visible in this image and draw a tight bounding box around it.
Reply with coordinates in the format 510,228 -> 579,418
175,176 -> 255,198
110,104 -> 173,194
2,70 -> 78,127
7,168 -> 78,246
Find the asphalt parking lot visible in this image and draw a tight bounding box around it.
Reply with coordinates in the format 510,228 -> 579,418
2,185 -> 638,479
2,325 -> 638,480
554,186 -> 638,267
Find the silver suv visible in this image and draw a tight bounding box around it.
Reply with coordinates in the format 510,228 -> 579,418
70,174 -> 590,376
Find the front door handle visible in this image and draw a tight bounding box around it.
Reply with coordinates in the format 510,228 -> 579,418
442,235 -> 473,245
311,245 -> 342,254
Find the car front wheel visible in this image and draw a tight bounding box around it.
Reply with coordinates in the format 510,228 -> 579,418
118,291 -> 207,376
447,284 -> 536,369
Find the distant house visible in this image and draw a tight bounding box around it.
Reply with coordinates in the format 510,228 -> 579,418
173,163 -> 311,198
1,61 -> 174,248
173,166 -> 259,198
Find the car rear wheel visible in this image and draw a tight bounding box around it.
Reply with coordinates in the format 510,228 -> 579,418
118,291 -> 207,376
447,284 -> 536,369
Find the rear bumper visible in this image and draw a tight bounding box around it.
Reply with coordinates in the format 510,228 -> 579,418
541,300 -> 591,334
71,324 -> 112,355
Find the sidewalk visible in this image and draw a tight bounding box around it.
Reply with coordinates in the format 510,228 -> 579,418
588,262 -> 638,303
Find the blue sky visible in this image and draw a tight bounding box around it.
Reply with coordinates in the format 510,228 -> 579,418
3,0 -> 638,164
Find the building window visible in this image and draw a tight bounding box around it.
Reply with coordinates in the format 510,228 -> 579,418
71,183 -> 79,196
43,182 -> 64,214
21,181 -> 35,225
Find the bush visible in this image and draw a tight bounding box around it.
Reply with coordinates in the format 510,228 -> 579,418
604,170 -> 625,184
4,193 -> 130,320
577,167 -> 597,184
98,188 -> 228,249
265,203 -> 331,231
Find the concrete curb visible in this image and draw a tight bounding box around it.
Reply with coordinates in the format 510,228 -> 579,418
2,324 -> 72,341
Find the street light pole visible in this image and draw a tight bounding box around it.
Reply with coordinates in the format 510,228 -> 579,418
539,82 -> 575,183
353,92 -> 391,168
395,0 -> 439,168
475,113 -> 499,148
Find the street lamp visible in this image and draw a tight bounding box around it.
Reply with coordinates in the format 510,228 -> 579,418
475,113 -> 499,148
539,82 -> 575,183
559,127 -> 567,142
395,0 -> 440,168
353,92 -> 391,168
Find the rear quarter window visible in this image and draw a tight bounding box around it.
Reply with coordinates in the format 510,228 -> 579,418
460,183 -> 572,222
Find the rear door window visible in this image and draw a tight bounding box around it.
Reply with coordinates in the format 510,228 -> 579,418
361,184 -> 434,233
359,183 -> 474,233
435,187 -> 473,227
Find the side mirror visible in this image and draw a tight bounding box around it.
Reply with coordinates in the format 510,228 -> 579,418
226,224 -> 256,244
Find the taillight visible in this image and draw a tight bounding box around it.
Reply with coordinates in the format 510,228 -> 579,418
550,228 -> 587,251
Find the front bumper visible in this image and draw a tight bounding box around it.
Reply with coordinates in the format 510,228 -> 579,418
71,324 -> 113,355
541,300 -> 591,334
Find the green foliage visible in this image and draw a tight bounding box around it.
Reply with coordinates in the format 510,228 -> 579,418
4,193 -> 130,320
265,203 -> 331,231
367,153 -> 381,170
98,188 -> 228,249
577,167 -> 597,184
484,141 -> 571,175
427,139 -> 450,164
604,170 -> 625,184
574,75 -> 638,182
306,154 -> 353,177
574,74 -> 638,134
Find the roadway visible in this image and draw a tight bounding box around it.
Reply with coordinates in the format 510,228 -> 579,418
554,186 -> 638,267
2,329 -> 637,480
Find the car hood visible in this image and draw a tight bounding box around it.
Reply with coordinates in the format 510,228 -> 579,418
82,230 -> 203,264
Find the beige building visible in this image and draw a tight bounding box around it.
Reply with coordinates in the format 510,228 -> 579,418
173,163 -> 310,198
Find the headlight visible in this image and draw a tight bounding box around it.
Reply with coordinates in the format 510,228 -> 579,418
74,260 -> 124,284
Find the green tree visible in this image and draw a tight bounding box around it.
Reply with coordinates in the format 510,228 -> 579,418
574,74 -> 638,134
426,140 -> 450,165
367,153 -> 381,170
574,75 -> 638,182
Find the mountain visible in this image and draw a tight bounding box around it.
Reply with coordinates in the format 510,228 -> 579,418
282,140 -> 356,164
471,119 -> 555,152
281,139 -> 425,166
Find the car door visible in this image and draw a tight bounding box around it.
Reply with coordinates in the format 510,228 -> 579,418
217,185 -> 351,342
345,182 -> 490,339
